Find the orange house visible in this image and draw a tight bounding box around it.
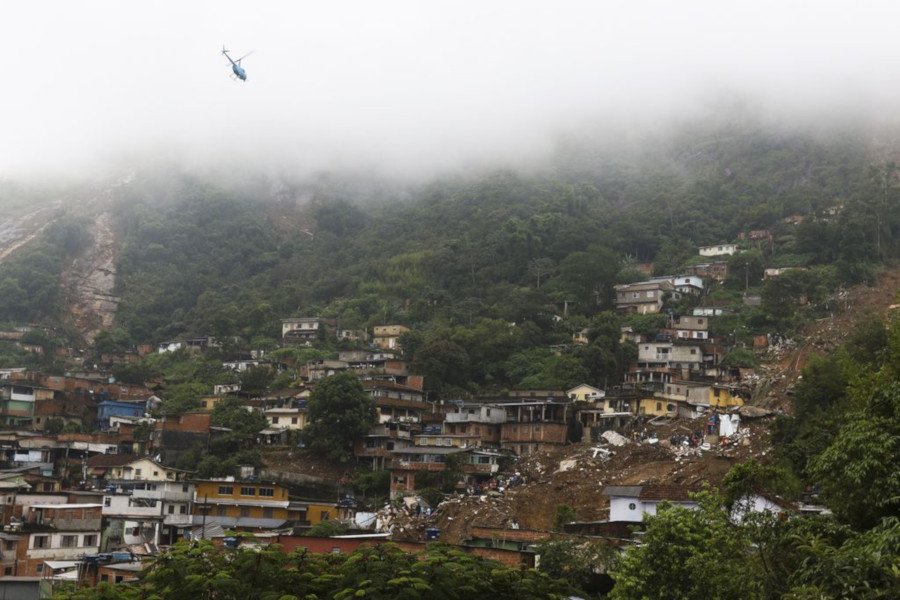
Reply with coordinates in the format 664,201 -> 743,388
192,479 -> 338,531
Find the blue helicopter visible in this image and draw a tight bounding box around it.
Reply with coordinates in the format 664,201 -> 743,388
222,46 -> 253,81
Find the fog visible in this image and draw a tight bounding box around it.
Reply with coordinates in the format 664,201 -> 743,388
4,1 -> 900,181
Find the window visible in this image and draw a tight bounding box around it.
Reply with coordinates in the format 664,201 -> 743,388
61,535 -> 78,548
320,511 -> 330,521
180,505 -> 187,514
4,541 -> 15,552
100,574 -> 109,583
272,417 -> 279,424
33,536 -> 49,549
83,535 -> 97,547
36,563 -> 44,574
216,506 -> 227,516
168,505 -> 175,514
258,488 -> 274,497
239,507 -> 251,518
135,469 -> 142,477
183,484 -> 189,492
262,508 -> 274,519
104,497 -> 111,507
240,487 -> 256,496
218,486 -> 233,495
656,402 -> 662,411
291,417 -> 298,424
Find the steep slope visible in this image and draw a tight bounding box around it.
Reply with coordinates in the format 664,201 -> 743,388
58,211 -> 120,344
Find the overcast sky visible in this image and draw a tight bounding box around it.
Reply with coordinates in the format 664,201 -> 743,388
4,1 -> 900,180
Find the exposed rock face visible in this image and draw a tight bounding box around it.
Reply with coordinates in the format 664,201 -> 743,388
59,212 -> 120,345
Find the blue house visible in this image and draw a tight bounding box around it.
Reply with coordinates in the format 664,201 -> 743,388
96,400 -> 145,430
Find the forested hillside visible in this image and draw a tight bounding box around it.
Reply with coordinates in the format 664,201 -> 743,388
0,117 -> 896,392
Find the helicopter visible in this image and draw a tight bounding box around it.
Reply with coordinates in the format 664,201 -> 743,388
222,46 -> 253,81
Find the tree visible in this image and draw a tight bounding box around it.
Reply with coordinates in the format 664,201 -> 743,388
303,372 -> 377,462
610,492 -> 763,600
809,382 -> 900,529
60,540 -> 575,600
534,538 -> 617,597
527,257 -> 557,289
409,340 -> 471,397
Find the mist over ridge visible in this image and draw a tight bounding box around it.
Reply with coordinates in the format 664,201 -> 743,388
5,2 -> 900,184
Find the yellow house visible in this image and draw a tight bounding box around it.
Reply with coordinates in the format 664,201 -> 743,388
106,458 -> 192,482
199,395 -> 227,411
192,479 -> 337,530
566,384 -> 605,402
373,325 -> 409,351
637,397 -> 678,418
709,385 -> 744,409
264,407 -> 307,430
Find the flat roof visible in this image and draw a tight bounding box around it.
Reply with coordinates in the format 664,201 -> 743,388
30,503 -> 103,509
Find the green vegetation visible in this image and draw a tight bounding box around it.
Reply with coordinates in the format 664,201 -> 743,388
302,372 -> 378,462
57,540 -> 575,600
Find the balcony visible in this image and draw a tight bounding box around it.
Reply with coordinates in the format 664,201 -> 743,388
132,488 -> 194,503
395,461 -> 444,472
163,514 -> 193,527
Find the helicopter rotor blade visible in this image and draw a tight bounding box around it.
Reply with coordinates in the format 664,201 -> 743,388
236,50 -> 255,63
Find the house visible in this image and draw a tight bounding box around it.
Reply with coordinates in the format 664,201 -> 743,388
498,399 -> 572,456
686,261 -> 729,282
0,532 -> 24,576
15,504 -> 103,576
305,360 -> 350,382
671,275 -> 704,295
355,422 -> 415,470
361,380 -> 429,424
372,325 -> 409,351
336,328 -> 369,343
603,485 -> 701,522
698,244 -> 737,257
674,315 -> 710,341
740,230 -> 773,245
692,307 -> 729,317
572,328 -> 590,345
709,384 -> 744,409
281,318 -> 337,344
157,338 -> 218,354
637,342 -> 705,375
152,412 -> 214,467
388,446 -> 501,495
443,404 -> 505,449
96,400 -> 146,431
192,479 -> 328,531
576,389 -> 635,430
614,281 -> 678,315
264,406 -> 306,431
0,383 -> 55,427
566,384 -> 606,402
636,397 -> 678,418
102,478 -> 195,546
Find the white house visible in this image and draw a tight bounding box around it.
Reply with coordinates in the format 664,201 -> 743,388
603,485 -> 700,522
698,244 -> 737,257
